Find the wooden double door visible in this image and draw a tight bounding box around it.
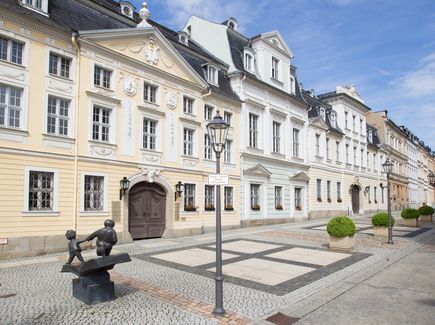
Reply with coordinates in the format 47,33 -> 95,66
351,185 -> 360,214
128,182 -> 166,240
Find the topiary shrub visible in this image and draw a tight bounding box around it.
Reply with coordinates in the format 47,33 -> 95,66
372,212 -> 395,227
401,208 -> 420,219
327,216 -> 356,238
419,205 -> 434,215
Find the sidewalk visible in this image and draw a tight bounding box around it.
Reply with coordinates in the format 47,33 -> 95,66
0,215 -> 433,325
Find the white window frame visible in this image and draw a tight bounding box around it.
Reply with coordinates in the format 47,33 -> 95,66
330,112 -> 336,127
272,121 -> 281,153
49,52 -> 71,79
345,111 -> 349,129
272,57 -> 279,80
80,172 -> 108,215
204,185 -> 215,210
93,65 -> 113,90
183,127 -> 195,156
368,129 -> 373,142
204,134 -> 213,160
183,183 -> 196,211
204,64 -> 218,85
23,166 -> 59,215
224,111 -> 232,125
183,96 -> 194,115
0,84 -> 23,129
337,182 -> 342,201
336,141 -> 340,162
315,134 -> 321,156
142,117 -> 157,151
319,108 -> 326,120
250,184 -> 261,209
143,82 -> 158,104
21,0 -> 48,14
294,187 -> 302,210
316,179 -> 322,201
0,36 -> 24,65
249,113 -> 258,148
326,138 -> 330,160
224,139 -> 232,163
327,180 -> 331,201
204,104 -> 214,121
88,96 -> 117,145
275,186 -> 283,209
244,52 -> 254,72
224,186 -> 234,210
289,76 -> 296,94
46,95 -> 71,137
292,128 -> 300,157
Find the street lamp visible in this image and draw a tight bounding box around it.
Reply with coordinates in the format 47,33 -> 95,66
206,110 -> 230,316
382,159 -> 393,244
119,176 -> 130,200
428,171 -> 435,187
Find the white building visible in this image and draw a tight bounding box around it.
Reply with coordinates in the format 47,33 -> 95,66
183,16 -> 310,225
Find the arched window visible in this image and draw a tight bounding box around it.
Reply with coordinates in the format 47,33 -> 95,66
244,53 -> 253,71
330,112 -> 336,127
320,108 -> 326,120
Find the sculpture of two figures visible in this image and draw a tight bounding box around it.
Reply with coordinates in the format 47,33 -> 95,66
65,219 -> 118,265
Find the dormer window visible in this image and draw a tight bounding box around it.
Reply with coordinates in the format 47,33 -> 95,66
320,108 -> 326,121
243,47 -> 255,72
21,0 -> 48,15
330,112 -> 336,127
272,57 -> 279,80
368,130 -> 373,142
226,17 -> 239,31
289,76 -> 295,94
203,64 -> 219,85
178,32 -> 189,46
119,1 -> 135,19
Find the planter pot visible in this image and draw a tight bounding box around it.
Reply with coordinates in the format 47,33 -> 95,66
329,235 -> 354,251
420,214 -> 432,222
373,226 -> 388,241
403,218 -> 418,227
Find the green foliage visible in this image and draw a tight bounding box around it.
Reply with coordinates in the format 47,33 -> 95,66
401,208 -> 420,219
372,212 -> 395,227
327,216 -> 356,238
419,205 -> 434,215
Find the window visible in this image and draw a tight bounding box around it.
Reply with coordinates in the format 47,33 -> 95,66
0,84 -> 22,128
84,175 -> 104,211
326,138 -> 330,159
374,186 -> 377,203
183,96 -> 194,114
381,187 -> 384,204
28,171 -> 54,211
249,113 -> 258,148
315,134 -> 320,156
49,53 -> 71,79
293,128 -> 300,157
144,83 -> 157,103
244,53 -> 253,71
361,149 -> 364,167
204,134 -> 213,160
272,121 -> 281,153
204,185 -> 215,210
337,182 -> 341,201
22,0 -> 43,10
345,144 -> 349,163
184,184 -> 196,211
327,181 -> 331,202
92,105 -> 111,142
0,36 -> 23,65
47,96 -> 69,136
224,140 -> 232,163
178,34 -> 188,45
367,152 -> 370,169
316,179 -> 322,201
224,187 -> 233,210
204,104 -> 213,121
352,115 -> 356,131
294,188 -> 302,210
289,76 -> 295,94
275,186 -> 283,209
250,184 -> 260,209
373,153 -> 377,171
94,66 -> 111,89
345,111 -> 349,128
320,108 -> 326,120
353,147 -> 357,165
204,65 -> 218,85
360,119 -> 363,134
272,57 -> 279,79
224,111 -> 232,125
330,112 -> 336,127
183,128 -> 194,156
336,141 -> 340,161
143,118 -> 157,150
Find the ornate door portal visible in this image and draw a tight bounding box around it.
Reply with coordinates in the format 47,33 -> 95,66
351,185 -> 360,214
128,182 -> 166,240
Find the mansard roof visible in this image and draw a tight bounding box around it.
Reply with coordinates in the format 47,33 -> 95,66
302,90 -> 343,135
1,0 -> 239,101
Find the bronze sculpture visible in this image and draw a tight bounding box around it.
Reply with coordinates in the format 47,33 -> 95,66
65,229 -> 86,264
86,219 -> 118,257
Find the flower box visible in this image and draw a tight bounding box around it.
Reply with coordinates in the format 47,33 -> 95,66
205,205 -> 215,211
403,218 -> 418,227
329,235 -> 354,251
251,204 -> 260,211
420,214 -> 432,222
224,205 -> 234,211
275,205 -> 283,210
373,226 -> 388,241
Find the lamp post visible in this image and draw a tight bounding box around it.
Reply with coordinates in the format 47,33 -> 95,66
206,110 -> 230,316
382,159 -> 393,244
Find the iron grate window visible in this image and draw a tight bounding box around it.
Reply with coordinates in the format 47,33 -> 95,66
29,171 -> 54,211
84,175 -> 104,211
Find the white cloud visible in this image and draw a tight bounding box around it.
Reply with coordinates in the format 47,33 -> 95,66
393,52 -> 435,97
154,0 -> 269,31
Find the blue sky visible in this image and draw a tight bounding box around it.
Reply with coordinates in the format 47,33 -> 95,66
132,0 -> 435,149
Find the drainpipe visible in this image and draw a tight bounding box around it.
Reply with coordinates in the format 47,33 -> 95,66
239,73 -> 246,228
71,31 -> 80,232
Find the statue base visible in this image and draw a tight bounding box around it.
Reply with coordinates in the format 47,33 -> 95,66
62,253 -> 131,305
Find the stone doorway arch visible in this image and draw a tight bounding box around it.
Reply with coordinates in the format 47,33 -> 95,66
350,184 -> 361,214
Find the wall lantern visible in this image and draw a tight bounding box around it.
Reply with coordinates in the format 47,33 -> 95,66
119,176 -> 130,200
175,181 -> 184,201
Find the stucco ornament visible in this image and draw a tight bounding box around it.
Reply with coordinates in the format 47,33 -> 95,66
123,76 -> 137,96
142,168 -> 161,183
167,92 -> 178,110
144,36 -> 160,65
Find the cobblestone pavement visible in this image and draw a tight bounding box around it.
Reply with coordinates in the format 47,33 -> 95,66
0,214 -> 433,325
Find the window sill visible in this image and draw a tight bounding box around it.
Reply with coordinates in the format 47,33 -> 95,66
0,127 -> 28,143
48,73 -> 73,83
0,59 -> 26,70
94,85 -> 114,92
271,152 -> 285,159
138,103 -> 165,116
270,77 -> 283,85
43,133 -> 75,142
22,211 -> 60,217
80,211 -> 110,217
88,140 -> 117,148
246,147 -> 264,154
140,148 -> 162,155
181,155 -> 199,160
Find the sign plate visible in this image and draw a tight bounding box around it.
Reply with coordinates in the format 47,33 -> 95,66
0,238 -> 8,245
208,174 -> 229,185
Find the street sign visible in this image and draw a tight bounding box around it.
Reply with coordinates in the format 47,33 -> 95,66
208,174 -> 229,185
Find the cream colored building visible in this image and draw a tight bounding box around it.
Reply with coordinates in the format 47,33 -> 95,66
0,1 -> 241,257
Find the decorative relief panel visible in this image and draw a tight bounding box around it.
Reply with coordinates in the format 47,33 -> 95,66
0,65 -> 25,82
119,72 -> 139,96
141,150 -> 162,165
165,89 -> 178,110
48,79 -> 73,93
89,143 -> 116,159
182,157 -> 199,168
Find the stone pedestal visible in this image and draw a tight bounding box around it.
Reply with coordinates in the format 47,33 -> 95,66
62,253 -> 131,305
373,226 -> 388,242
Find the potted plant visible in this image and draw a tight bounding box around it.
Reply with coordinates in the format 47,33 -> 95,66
327,216 -> 356,251
275,204 -> 283,210
184,204 -> 196,212
419,205 -> 434,222
372,212 -> 394,241
327,198 -> 332,203
251,204 -> 260,211
401,208 -> 420,227
337,198 -> 342,203
296,206 -> 302,211
224,204 -> 234,211
205,204 -> 215,211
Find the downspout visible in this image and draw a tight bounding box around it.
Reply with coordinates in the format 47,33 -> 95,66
201,86 -> 211,232
71,31 -> 80,232
239,73 -> 246,227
